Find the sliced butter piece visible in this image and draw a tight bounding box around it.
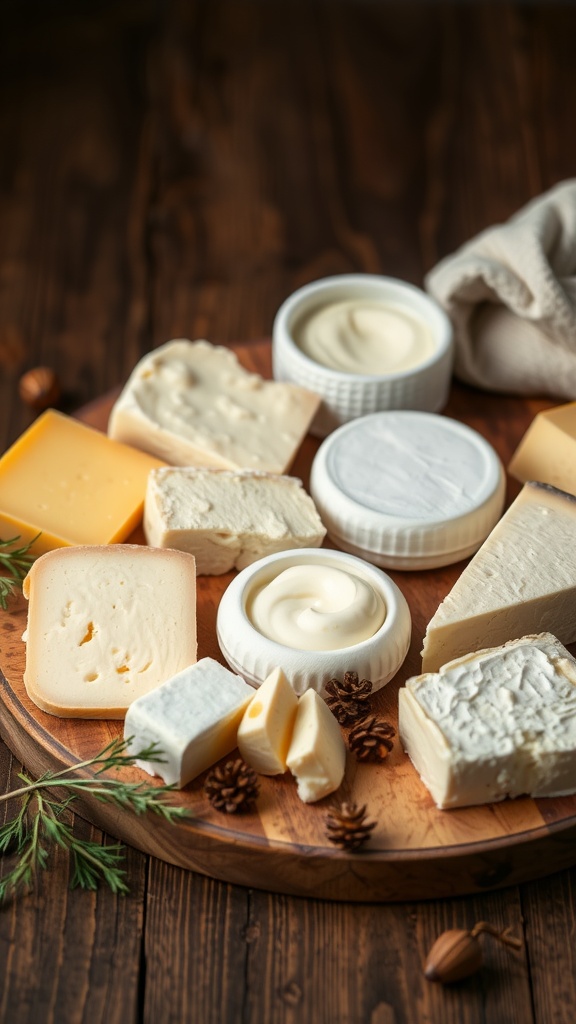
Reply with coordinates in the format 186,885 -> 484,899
108,339 -> 320,474
0,409 -> 164,555
144,466 -> 326,575
286,690 -> 346,803
400,633 -> 576,809
509,401 -> 576,494
124,657 -> 254,787
23,544 -> 197,718
237,667 -> 299,775
422,482 -> 576,672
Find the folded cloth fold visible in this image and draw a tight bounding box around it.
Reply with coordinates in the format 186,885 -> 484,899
425,179 -> 576,396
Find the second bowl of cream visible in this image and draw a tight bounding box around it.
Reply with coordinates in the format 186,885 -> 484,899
272,274 -> 454,437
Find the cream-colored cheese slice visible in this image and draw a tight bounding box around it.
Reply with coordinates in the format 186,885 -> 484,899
422,482 -> 576,672
22,544 -> 197,718
144,466 -> 326,575
400,633 -> 576,809
237,667 -> 298,775
285,689 -> 346,802
124,657 -> 254,788
108,339 -> 320,474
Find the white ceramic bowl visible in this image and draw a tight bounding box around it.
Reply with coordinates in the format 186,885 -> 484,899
272,274 -> 454,437
216,548 -> 411,695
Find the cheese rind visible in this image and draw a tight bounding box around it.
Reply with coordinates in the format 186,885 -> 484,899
124,657 -> 254,787
0,409 -> 164,555
422,482 -> 576,672
144,466 -> 326,575
509,401 -> 576,493
23,544 -> 197,718
237,667 -> 299,775
400,633 -> 576,809
108,339 -> 320,474
285,690 -> 346,802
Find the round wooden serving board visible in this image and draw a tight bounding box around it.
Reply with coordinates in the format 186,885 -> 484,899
2,341 -> 576,902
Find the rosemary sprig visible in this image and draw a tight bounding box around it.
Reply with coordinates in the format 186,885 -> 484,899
0,533 -> 39,610
0,737 -> 190,902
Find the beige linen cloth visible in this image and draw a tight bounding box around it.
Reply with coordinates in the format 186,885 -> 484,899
425,179 -> 576,396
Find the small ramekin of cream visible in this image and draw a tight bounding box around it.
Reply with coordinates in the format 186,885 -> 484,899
216,548 -> 411,695
272,274 -> 453,436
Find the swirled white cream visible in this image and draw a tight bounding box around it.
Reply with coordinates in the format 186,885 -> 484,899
295,300 -> 436,375
248,564 -> 386,651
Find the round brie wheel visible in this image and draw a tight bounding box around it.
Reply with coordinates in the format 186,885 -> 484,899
216,548 -> 411,695
310,411 -> 506,571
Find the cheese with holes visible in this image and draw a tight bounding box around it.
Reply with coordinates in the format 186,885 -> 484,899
285,689 -> 346,802
0,409 -> 164,555
400,633 -> 576,809
124,657 -> 254,787
509,401 -> 576,494
108,339 -> 320,473
237,667 -> 299,775
22,544 -> 197,718
422,482 -> 576,672
144,466 -> 326,574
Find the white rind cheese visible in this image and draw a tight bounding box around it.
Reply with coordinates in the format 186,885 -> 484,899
237,667 -> 299,775
124,657 -> 254,788
108,339 -> 320,474
400,633 -> 576,809
22,545 -> 197,719
144,466 -> 326,575
285,689 -> 346,802
422,482 -> 576,672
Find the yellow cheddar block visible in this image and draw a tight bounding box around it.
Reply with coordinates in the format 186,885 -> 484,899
509,402 -> 576,496
0,410 -> 164,555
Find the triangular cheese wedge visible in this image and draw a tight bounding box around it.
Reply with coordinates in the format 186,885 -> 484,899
421,482 -> 576,672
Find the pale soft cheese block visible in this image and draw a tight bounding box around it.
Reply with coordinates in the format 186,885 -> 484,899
124,657 -> 254,787
400,634 -> 576,809
285,690 -> 346,802
144,466 -> 326,575
23,545 -> 197,718
237,667 -> 299,775
422,482 -> 576,672
108,339 -> 320,474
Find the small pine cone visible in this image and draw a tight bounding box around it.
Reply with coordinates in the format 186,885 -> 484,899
325,801 -> 376,852
348,716 -> 395,762
324,671 -> 373,725
204,758 -> 260,814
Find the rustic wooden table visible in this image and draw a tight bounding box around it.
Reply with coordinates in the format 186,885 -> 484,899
1,1 -> 575,1021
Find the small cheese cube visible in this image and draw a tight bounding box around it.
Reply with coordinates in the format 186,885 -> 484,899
237,667 -> 299,775
124,657 -> 255,787
108,339 -> 320,474
23,545 -> 197,718
0,409 -> 164,555
509,401 -> 576,494
286,690 -> 346,803
144,466 -> 326,574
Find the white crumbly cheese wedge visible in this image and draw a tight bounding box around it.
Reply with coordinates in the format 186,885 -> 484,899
108,339 -> 320,474
144,466 -> 326,575
422,482 -> 576,672
22,545 -> 197,719
124,657 -> 254,788
237,667 -> 299,775
399,633 -> 576,809
285,690 -> 346,803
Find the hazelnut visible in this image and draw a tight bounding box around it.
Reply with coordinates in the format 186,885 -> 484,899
18,367 -> 61,411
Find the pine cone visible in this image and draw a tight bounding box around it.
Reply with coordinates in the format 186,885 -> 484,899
324,671 -> 373,725
325,801 -> 376,852
348,716 -> 395,762
204,758 -> 260,814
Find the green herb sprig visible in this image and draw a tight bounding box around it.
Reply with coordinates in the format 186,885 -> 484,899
0,534 -> 39,610
0,737 -> 190,902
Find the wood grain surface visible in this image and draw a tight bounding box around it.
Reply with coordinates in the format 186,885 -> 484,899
3,340 -> 576,903
2,1 -> 576,1022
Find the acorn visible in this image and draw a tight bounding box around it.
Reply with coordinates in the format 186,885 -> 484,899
424,922 -> 522,984
18,366 -> 61,411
